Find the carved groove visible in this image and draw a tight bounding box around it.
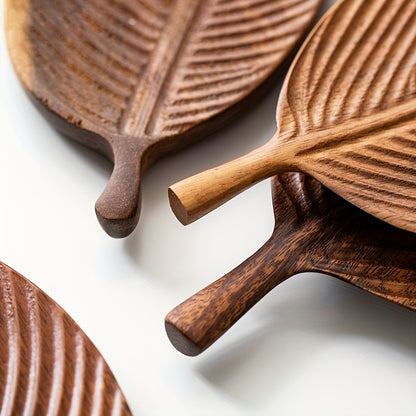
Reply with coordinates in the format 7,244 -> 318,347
343,152 -> 416,177
0,263 -> 131,415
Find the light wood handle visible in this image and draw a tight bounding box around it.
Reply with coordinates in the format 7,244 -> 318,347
165,237 -> 298,356
169,143 -> 283,225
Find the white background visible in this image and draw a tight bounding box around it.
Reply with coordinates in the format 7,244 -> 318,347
1,1 -> 416,414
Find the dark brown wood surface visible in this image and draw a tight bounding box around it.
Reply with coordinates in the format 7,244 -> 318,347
0,262 -> 131,415
166,172 -> 416,356
5,0 -> 323,237
169,0 -> 416,234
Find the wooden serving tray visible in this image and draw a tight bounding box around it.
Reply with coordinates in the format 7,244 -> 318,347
166,172 -> 416,356
5,0 -> 323,237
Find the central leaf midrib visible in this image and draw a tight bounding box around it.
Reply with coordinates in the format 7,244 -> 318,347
118,0 -> 202,138
290,97 -> 416,158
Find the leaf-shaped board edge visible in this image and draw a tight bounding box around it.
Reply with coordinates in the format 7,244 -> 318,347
0,262 -> 132,415
5,0 -> 323,237
166,172 -> 416,356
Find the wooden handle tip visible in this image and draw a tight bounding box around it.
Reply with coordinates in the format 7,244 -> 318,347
168,187 -> 192,226
165,320 -> 203,357
95,198 -> 140,238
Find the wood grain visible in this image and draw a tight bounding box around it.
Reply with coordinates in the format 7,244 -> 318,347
5,0 -> 323,237
169,0 -> 416,234
0,262 -> 131,415
166,172 -> 416,356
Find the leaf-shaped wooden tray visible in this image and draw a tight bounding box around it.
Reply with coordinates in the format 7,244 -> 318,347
166,172 -> 416,356
0,262 -> 131,414
5,0 -> 323,237
169,0 -> 416,234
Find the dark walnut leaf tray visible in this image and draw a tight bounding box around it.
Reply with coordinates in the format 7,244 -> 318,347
0,262 -> 131,415
166,171 -> 416,356
5,0 -> 323,237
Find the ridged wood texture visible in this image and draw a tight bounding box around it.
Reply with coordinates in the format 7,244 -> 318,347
169,0 -> 416,234
0,262 -> 131,415
166,172 -> 416,356
5,0 -> 322,237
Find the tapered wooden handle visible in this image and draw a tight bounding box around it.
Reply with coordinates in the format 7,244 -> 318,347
95,142 -> 144,238
169,143 -> 284,225
165,238 -> 298,356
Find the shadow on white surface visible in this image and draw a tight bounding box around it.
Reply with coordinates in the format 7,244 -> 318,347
195,274 -> 416,411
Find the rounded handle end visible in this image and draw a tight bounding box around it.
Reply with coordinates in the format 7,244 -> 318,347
168,187 -> 193,226
95,200 -> 140,238
164,320 -> 203,357
95,145 -> 144,238
168,143 -> 279,226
